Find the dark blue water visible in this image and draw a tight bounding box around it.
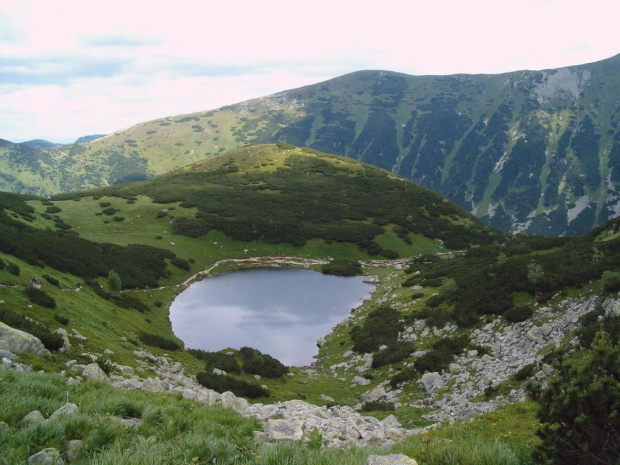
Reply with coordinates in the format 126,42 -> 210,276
169,268 -> 374,366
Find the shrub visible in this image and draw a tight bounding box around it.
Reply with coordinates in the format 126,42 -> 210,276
514,363 -> 536,381
138,332 -> 181,351
372,341 -> 415,368
239,347 -> 288,378
43,274 -> 59,286
102,207 -> 120,215
99,202 -> 111,207
360,401 -> 395,412
45,206 -> 62,214
504,305 -> 533,323
532,331 -> 620,464
321,259 -> 361,276
603,271 -> 620,293
187,349 -> 242,374
350,305 -> 402,353
171,257 -> 190,271
24,286 -> 57,308
196,371 -> 269,399
156,211 -> 168,219
53,313 -> 70,325
112,216 -> 125,222
7,262 -> 20,276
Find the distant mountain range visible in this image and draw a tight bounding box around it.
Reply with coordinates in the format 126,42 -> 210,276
2,54 -> 620,235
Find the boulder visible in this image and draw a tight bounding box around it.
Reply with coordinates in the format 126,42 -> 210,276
420,372 -> 443,394
21,411 -> 45,424
115,364 -> 135,376
365,454 -> 418,465
82,363 -> 109,382
264,419 -> 305,442
220,391 -> 250,414
64,440 -> 83,463
0,322 -> 50,356
0,349 -> 17,360
360,385 -> 387,403
27,448 -> 63,465
353,376 -> 371,386
49,403 -> 78,420
603,298 -> 620,317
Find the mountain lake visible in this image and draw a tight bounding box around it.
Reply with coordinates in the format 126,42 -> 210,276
169,268 -> 375,366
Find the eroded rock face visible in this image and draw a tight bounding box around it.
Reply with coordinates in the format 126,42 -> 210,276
0,322 -> 49,356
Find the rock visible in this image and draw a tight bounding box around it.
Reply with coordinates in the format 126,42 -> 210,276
0,421 -> 8,431
103,348 -> 113,355
64,440 -> 83,462
53,329 -> 71,353
354,376 -> 371,386
21,411 -> 45,424
49,403 -> 78,420
70,329 -> 87,341
448,363 -> 461,374
360,385 -> 387,403
0,322 -> 50,356
420,372 -> 443,394
66,377 -> 81,386
82,363 -> 109,382
365,454 -> 418,465
320,394 -> 335,403
264,419 -> 305,442
603,298 -> 620,317
115,364 -> 135,376
27,448 -> 63,465
0,349 -> 17,360
220,391 -> 250,414
212,368 -> 227,376
316,337 -> 326,347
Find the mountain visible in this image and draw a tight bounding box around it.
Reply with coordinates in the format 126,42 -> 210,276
74,134 -> 106,144
3,54 -> 620,236
21,139 -> 62,148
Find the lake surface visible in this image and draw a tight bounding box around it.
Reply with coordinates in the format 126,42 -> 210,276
169,268 -> 375,366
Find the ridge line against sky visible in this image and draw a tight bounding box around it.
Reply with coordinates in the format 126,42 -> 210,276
1,0 -> 619,143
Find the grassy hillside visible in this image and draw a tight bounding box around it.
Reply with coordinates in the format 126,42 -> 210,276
3,55 -> 620,236
1,144 -> 619,462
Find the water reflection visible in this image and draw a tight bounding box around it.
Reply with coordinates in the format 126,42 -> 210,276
169,268 -> 375,366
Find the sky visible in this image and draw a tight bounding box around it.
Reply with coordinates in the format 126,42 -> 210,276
1,0 -> 619,143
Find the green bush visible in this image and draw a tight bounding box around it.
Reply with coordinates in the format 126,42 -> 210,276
7,262 -> 20,276
43,274 -> 59,286
112,216 -> 125,222
321,259 -> 361,276
138,332 -> 181,351
53,313 -> 70,325
504,306 -> 533,323
196,371 -> 269,399
514,363 -> 536,381
371,341 -> 415,368
360,401 -> 395,412
602,271 -> 620,293
350,305 -> 402,353
532,331 -> 620,464
45,206 -> 62,214
239,347 -> 288,378
187,349 -> 242,374
171,257 -> 190,271
24,286 -> 57,308
99,202 -> 111,207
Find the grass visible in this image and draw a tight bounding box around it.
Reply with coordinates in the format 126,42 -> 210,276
0,368 -> 539,465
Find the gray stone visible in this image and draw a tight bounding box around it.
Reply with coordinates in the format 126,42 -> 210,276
212,368 -> 227,376
27,448 -> 63,465
116,364 -> 135,376
320,394 -> 335,403
365,454 -> 418,465
0,322 -> 50,356
360,385 -> 387,403
22,411 -> 45,424
448,363 -> 461,374
420,372 -> 443,394
353,376 -> 371,386
82,363 -> 109,382
603,298 -> 620,317
264,419 -> 305,442
64,440 -> 83,463
49,403 -> 78,420
220,391 -> 250,414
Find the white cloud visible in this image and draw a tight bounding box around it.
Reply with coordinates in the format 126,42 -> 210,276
1,0 -> 619,142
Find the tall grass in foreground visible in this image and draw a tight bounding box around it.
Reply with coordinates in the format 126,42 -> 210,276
0,368 -> 538,464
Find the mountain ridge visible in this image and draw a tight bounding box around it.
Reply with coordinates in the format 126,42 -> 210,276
3,53 -> 620,235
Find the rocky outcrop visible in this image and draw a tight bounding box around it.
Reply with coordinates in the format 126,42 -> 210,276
0,322 -> 50,356
81,363 -> 109,382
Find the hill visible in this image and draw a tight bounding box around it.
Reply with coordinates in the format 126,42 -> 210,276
1,144 -> 619,462
3,55 -> 620,236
